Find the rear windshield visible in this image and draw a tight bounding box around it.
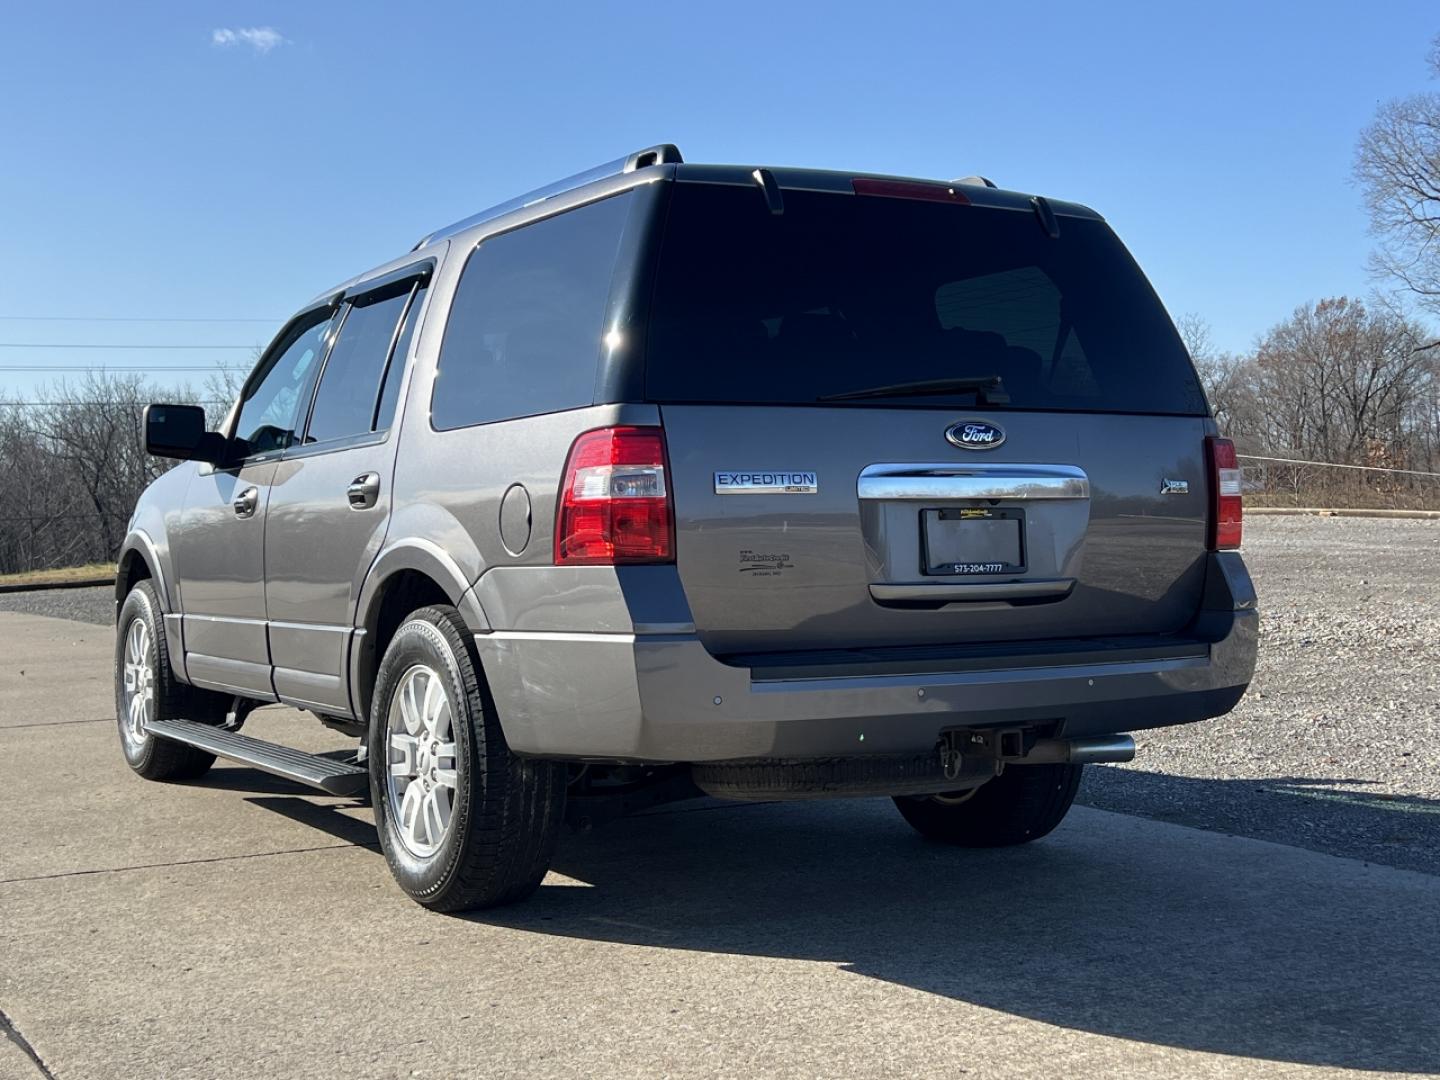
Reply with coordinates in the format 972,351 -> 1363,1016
645,184 -> 1207,415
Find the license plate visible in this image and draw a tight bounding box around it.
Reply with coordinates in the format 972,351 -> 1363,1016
922,508 -> 1025,576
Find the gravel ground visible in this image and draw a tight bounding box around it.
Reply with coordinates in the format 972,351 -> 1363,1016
5,515 -> 1437,873
1082,515 -> 1440,875
0,582 -> 115,625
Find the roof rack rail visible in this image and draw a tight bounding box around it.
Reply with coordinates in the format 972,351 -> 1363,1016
412,143 -> 683,250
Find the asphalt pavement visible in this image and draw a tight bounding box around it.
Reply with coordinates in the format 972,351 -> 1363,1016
8,517 -> 1437,874
2,517 -> 1439,1078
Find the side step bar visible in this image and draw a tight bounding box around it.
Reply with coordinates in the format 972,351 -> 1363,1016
145,718 -> 369,796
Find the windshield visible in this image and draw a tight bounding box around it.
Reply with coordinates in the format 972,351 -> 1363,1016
644,183 -> 1208,415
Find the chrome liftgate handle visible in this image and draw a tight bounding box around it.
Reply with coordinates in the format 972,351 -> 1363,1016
856,463 -> 1090,501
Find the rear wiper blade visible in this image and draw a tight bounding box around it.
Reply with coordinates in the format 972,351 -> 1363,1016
819,375 -> 1010,404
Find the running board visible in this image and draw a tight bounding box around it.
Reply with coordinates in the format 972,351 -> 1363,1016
144,718 -> 369,796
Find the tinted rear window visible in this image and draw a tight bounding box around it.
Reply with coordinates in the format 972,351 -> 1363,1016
645,185 -> 1206,415
431,191 -> 633,430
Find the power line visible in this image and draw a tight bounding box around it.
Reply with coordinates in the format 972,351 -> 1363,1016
0,343 -> 257,350
1237,453 -> 1440,479
0,400 -> 231,406
0,315 -> 279,323
0,365 -> 235,373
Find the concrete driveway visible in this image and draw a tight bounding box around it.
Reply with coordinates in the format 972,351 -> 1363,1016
1,609 -> 1438,1080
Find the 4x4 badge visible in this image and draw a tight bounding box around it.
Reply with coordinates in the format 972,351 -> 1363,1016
945,420 -> 1005,450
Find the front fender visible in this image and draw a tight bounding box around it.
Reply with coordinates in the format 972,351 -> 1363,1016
115,462 -> 194,616
116,530 -> 173,612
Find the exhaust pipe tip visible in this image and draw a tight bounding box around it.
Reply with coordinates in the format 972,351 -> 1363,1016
1026,735 -> 1136,765
1064,735 -> 1136,765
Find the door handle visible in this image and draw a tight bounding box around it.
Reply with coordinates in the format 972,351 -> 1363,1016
233,487 -> 259,518
347,472 -> 381,510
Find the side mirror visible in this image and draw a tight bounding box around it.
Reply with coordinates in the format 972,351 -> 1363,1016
144,403 -> 227,464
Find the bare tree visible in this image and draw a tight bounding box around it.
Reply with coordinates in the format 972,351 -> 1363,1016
0,373 -> 202,574
1355,33 -> 1440,323
1177,312 -> 1263,443
203,357 -> 249,428
1251,297 -> 1435,466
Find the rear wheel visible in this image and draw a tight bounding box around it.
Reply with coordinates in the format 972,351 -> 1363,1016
893,763 -> 1083,847
114,581 -> 221,781
369,605 -> 566,911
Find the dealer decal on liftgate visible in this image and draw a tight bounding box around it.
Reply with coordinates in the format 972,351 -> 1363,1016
714,471 -> 819,494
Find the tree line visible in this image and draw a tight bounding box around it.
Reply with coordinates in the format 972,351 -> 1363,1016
1178,36 -> 1440,507
0,373 -> 234,575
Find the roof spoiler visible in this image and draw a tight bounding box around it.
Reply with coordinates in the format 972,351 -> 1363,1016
412,143 -> 683,250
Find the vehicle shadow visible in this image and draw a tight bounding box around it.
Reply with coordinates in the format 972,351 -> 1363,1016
479,793 -> 1440,1074
233,770 -> 1440,1072
1081,767 -> 1440,876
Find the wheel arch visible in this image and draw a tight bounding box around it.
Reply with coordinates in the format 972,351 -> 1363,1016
350,540 -> 491,722
115,531 -> 171,616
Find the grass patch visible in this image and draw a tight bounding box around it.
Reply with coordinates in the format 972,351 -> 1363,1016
0,563 -> 115,588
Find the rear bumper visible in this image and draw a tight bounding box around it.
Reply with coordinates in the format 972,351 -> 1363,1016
475,553 -> 1258,763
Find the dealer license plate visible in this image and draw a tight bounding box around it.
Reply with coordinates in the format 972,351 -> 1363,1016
922,508 -> 1025,576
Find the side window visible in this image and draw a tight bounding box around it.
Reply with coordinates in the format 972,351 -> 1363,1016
374,282 -> 427,433
233,311 -> 335,456
305,287 -> 412,445
431,191 -> 633,431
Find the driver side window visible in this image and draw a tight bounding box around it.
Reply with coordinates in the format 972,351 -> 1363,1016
232,311 -> 336,456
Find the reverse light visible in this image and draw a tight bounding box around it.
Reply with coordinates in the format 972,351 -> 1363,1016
555,426 -> 674,565
1206,436 -> 1243,550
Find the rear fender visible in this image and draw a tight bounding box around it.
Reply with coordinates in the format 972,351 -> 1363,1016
350,537 -> 491,721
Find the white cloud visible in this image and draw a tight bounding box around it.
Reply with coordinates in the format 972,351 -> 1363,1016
211,27 -> 287,54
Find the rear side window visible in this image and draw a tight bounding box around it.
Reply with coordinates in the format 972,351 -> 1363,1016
306,288 -> 412,445
374,282 -> 427,432
645,185 -> 1206,415
431,192 -> 634,431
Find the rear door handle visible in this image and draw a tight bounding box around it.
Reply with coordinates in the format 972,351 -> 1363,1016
233,487 -> 259,518
347,472 -> 381,510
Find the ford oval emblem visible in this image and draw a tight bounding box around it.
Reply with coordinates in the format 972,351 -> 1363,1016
945,419 -> 1006,451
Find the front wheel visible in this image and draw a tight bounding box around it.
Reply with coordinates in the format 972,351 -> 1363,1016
368,605 -> 566,911
114,581 -> 220,781
894,763 -> 1083,847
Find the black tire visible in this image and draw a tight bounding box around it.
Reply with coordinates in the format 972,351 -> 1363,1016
893,763 -> 1083,847
368,605 -> 566,911
114,580 -> 223,781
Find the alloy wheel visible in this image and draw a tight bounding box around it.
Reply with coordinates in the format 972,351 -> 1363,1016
120,617 -> 154,750
385,664 -> 460,858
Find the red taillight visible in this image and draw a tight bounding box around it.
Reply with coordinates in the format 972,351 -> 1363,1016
1206,436 -> 1243,550
851,178 -> 970,204
555,426 -> 674,565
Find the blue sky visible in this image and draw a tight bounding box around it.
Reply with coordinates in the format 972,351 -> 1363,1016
0,0 -> 1435,401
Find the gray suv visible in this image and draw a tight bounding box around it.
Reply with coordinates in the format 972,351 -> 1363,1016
115,144 -> 1257,910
